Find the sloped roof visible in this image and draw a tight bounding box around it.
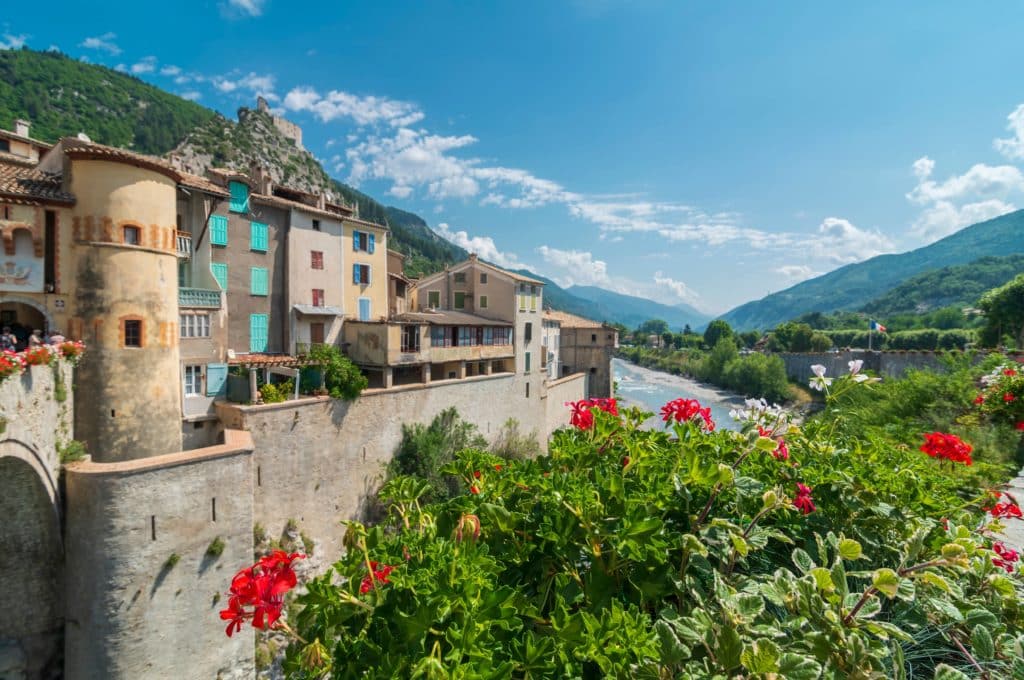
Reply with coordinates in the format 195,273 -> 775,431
0,160 -> 74,205
393,310 -> 513,327
61,137 -> 181,182
543,309 -> 611,329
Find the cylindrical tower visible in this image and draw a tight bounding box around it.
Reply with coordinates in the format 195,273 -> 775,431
68,154 -> 183,461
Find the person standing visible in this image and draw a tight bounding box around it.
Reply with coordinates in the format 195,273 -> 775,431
0,327 -> 15,351
28,329 -> 43,348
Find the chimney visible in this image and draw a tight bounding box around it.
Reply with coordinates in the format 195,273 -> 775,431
14,119 -> 30,138
469,253 -> 478,261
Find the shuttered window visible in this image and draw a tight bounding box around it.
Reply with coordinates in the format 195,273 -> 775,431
454,292 -> 466,309
428,291 -> 440,308
229,181 -> 249,213
211,263 -> 228,290
249,314 -> 268,353
353,264 -> 371,284
250,222 -> 268,251
358,298 -> 371,321
210,215 -> 228,246
206,363 -> 228,396
250,267 -> 268,296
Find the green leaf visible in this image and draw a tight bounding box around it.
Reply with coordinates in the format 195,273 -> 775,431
716,625 -> 743,670
891,640 -> 907,680
792,548 -> 815,574
971,624 -> 995,660
741,638 -> 780,673
837,538 -> 863,561
964,608 -> 998,628
941,543 -> 966,559
872,568 -> 901,599
731,533 -> 750,557
654,619 -> 691,665
918,571 -> 951,593
810,567 -> 835,593
624,517 -> 663,539
733,593 -> 765,620
927,597 -> 964,623
755,436 -> 779,452
933,664 -> 971,680
777,652 -> 823,680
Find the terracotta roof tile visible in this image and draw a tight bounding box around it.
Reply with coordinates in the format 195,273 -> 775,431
543,309 -> 611,329
178,171 -> 230,197
0,160 -> 74,204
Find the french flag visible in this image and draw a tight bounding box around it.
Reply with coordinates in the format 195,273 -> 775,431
870,319 -> 887,333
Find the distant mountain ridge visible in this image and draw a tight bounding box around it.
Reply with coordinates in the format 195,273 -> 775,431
720,210 -> 1024,331
566,285 -> 712,331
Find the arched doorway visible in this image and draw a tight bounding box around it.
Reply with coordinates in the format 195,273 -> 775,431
0,441 -> 63,679
0,297 -> 52,350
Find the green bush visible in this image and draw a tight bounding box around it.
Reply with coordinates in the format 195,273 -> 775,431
288,382 -> 1024,678
721,352 -> 790,403
308,344 -> 367,400
259,379 -> 293,404
388,408 -> 487,501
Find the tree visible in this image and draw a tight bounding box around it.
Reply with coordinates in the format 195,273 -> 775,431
703,320 -> 733,349
638,319 -> 669,336
307,344 -> 368,400
739,330 -> 761,349
810,332 -> 833,352
683,324 -> 692,335
979,274 -> 1024,348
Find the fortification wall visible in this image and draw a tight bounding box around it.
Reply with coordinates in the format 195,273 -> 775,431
218,373 -> 583,564
779,349 -> 1024,384
63,431 -> 255,680
0,362 -> 74,680
544,373 -> 586,438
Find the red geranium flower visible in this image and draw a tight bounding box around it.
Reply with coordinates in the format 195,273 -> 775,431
920,432 -> 973,466
566,398 -> 619,430
470,485 -> 479,495
1004,368 -> 1018,377
622,456 -> 630,467
1004,393 -> 1016,403
992,542 -> 1019,573
793,483 -> 815,514
219,550 -> 304,636
660,398 -> 715,432
473,470 -> 482,479
359,561 -> 395,594
772,439 -> 790,461
494,464 -> 503,471
1016,421 -> 1024,431
988,502 -> 1023,519
973,394 -> 985,405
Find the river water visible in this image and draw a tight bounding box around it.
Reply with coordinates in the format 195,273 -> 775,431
612,358 -> 746,432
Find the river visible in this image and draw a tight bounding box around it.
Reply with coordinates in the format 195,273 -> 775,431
612,358 -> 746,431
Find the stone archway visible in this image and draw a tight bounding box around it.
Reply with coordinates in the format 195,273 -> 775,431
0,439 -> 63,680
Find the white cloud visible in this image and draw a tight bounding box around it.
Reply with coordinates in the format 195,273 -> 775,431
436,223 -> 519,268
906,155 -> 1019,240
160,65 -> 182,77
80,32 -> 120,55
653,271 -> 700,306
810,217 -> 894,264
536,246 -> 610,287
113,63 -> 127,73
0,33 -> 29,50
910,199 -> 1014,240
213,72 -> 277,99
388,185 -> 412,199
775,264 -> 818,281
994,104 -> 1024,160
283,86 -> 424,127
180,90 -> 202,101
225,0 -> 266,16
131,56 -> 157,74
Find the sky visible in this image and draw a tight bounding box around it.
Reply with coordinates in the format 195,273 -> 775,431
5,1 -> 1024,314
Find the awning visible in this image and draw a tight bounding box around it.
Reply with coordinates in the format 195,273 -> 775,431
293,304 -> 342,316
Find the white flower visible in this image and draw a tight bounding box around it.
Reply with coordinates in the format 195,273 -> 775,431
851,373 -> 870,383
848,359 -> 863,375
811,364 -> 827,378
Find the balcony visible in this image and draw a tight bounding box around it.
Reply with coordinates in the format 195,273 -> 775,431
179,287 -> 222,308
295,342 -> 325,356
176,231 -> 192,259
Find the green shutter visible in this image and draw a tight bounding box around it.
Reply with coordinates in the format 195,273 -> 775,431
211,263 -> 228,290
454,292 -> 465,309
525,352 -> 531,373
480,295 -> 488,308
249,314 -> 268,353
250,222 -> 268,251
250,267 -> 268,296
210,215 -> 228,246
229,181 -> 249,213
206,363 -> 228,396
428,291 -> 439,308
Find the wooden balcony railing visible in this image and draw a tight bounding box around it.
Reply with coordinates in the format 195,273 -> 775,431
176,231 -> 192,258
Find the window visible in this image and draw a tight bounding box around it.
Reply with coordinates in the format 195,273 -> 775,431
526,383 -> 530,398
525,351 -> 531,373
592,333 -> 597,343
311,250 -> 323,269
207,363 -> 228,396
530,285 -> 538,311
0,139 -> 8,153
524,322 -> 532,343
590,367 -> 597,374
312,289 -> 324,307
352,230 -> 375,253
479,295 -> 488,309
183,365 -> 201,396
309,323 -> 325,345
249,314 -> 268,353
430,326 -> 449,347
312,219 -> 321,231
250,267 -> 269,296
228,181 -> 249,213
179,313 -> 210,338
427,291 -> 440,309
358,298 -> 371,321
124,319 -> 142,347
210,215 -> 228,246
483,327 -> 493,345
250,222 -> 268,251
458,326 -> 474,346
454,292 -> 466,309
353,263 -> 371,285
493,327 -> 511,345
44,210 -> 56,292
454,272 -> 466,284
211,262 -> 228,290
480,273 -> 488,284
123,225 -> 141,246
401,325 -> 420,352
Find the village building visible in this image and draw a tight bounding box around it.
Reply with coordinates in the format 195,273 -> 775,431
543,309 -> 619,398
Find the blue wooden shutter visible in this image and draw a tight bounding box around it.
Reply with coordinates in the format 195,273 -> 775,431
368,233 -> 375,254
206,363 -> 228,396
250,222 -> 268,251
353,230 -> 361,251
211,262 -> 228,290
358,298 -> 371,321
229,181 -> 249,213
210,215 -> 228,246
352,263 -> 361,284
250,267 -> 268,295
249,314 -> 268,353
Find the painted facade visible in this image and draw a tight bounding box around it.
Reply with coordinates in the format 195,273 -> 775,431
543,309 -> 619,398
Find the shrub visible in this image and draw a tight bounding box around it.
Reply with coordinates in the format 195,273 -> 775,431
259,379 -> 293,404
57,439 -> 87,463
307,344 -> 367,400
489,418 -> 541,460
206,536 -> 225,558
388,408 -> 487,501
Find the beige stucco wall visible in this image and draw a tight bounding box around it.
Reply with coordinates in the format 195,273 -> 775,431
342,221 -> 388,321
559,327 -> 617,398
413,262 -> 517,322
287,211 -> 345,352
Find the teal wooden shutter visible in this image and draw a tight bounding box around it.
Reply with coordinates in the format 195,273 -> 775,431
249,314 -> 268,352
210,215 -> 228,246
229,181 -> 249,213
353,230 -> 360,251
358,298 -> 371,321
211,262 -> 228,290
250,222 -> 268,251
353,264 -> 361,284
368,233 -> 375,254
206,363 -> 228,396
250,267 -> 268,295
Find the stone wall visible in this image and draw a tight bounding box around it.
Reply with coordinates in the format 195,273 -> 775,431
0,362 -> 74,680
63,430 -> 255,680
217,371 -> 584,565
778,349 -> 1024,384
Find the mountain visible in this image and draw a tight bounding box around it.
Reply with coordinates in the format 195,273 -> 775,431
863,254 -> 1024,317
567,285 -> 712,331
0,48 -> 214,154
720,210 -> 1024,331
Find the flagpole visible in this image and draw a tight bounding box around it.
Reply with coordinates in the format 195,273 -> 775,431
868,321 -> 873,352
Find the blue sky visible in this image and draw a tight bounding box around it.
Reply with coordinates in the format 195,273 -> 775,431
6,1 -> 1024,315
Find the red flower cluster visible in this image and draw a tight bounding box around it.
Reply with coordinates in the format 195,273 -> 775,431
920,432 -> 973,466
793,483 -> 815,514
22,345 -> 52,366
1005,368 -> 1019,377
58,340 -> 86,360
359,561 -> 395,594
219,550 -> 304,637
992,542 -> 1019,573
973,394 -> 985,405
988,502 -> 1023,520
1017,422 -> 1024,431
566,398 -> 619,430
1005,393 -> 1017,403
660,398 -> 715,432
756,426 -> 788,460
0,351 -> 24,380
